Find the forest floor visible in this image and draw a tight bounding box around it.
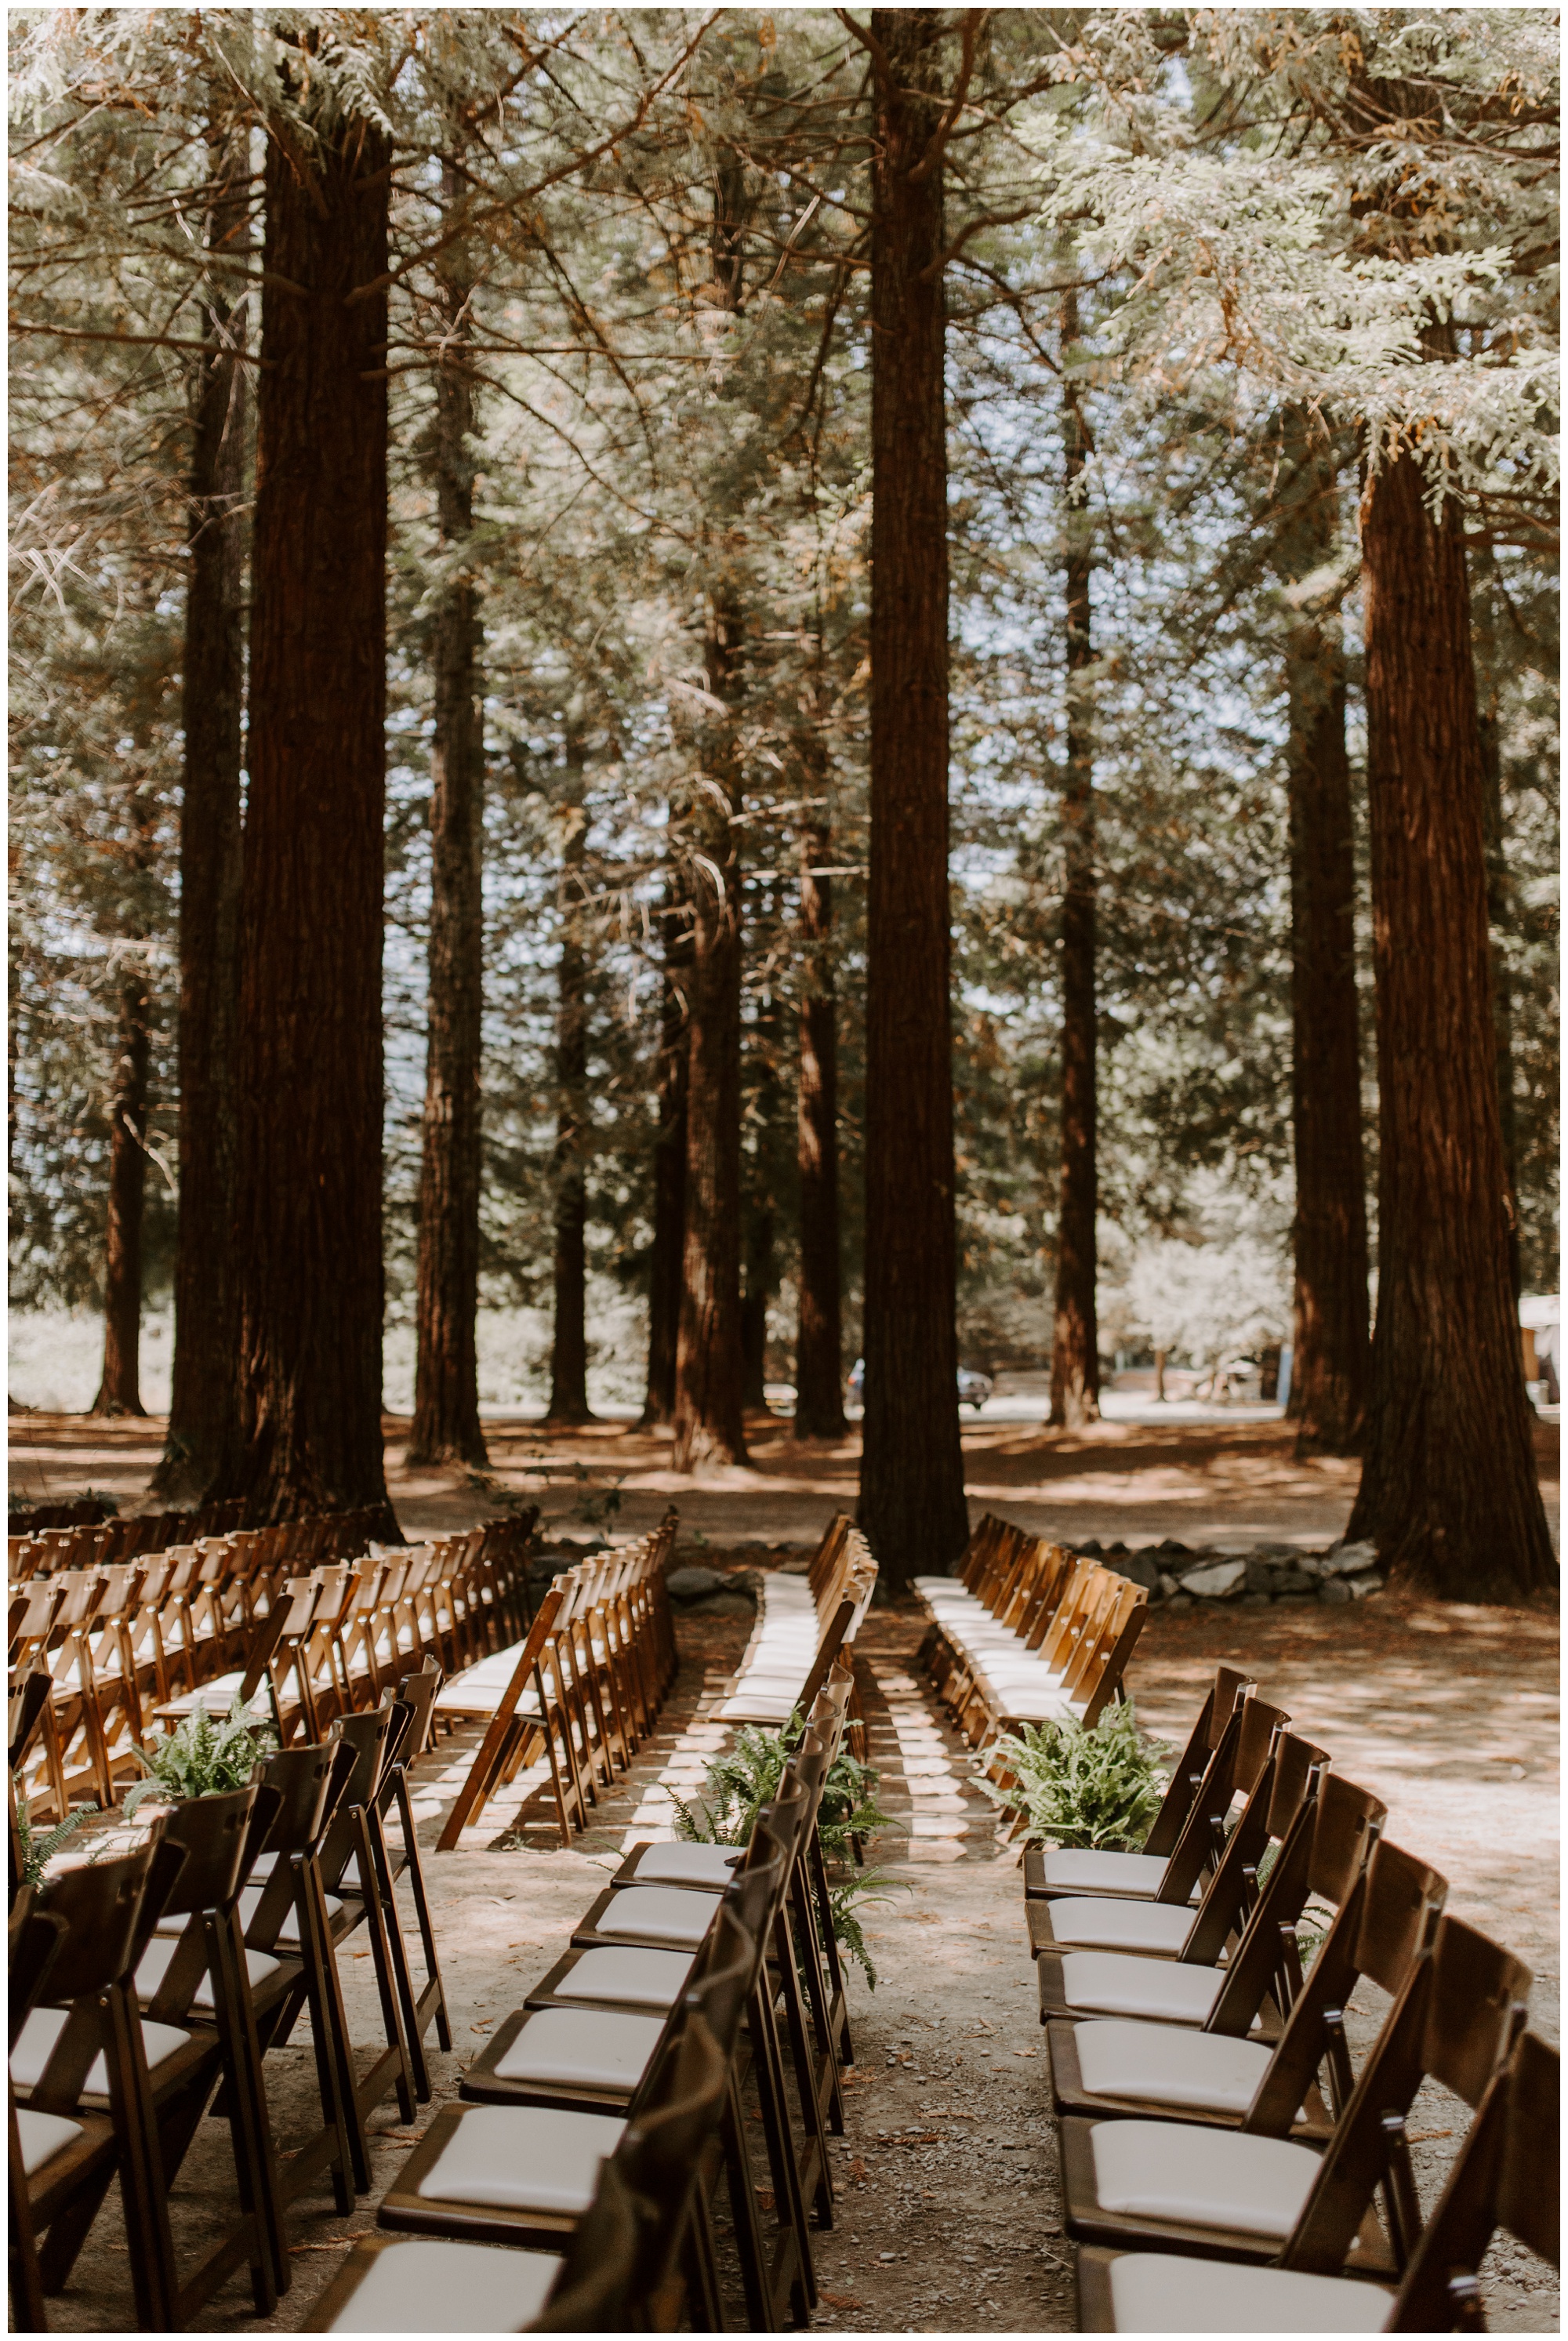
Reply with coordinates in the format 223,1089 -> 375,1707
10,1399 -> 1560,1554
22,1465 -> 1560,2332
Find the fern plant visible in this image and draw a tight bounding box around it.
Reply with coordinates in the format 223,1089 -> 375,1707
670,1711 -> 905,1987
125,1690 -> 278,1814
14,1786 -> 98,1886
979,1701 -> 1170,1851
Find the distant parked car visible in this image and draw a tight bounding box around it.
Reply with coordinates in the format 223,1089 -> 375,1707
846,1359 -> 993,1413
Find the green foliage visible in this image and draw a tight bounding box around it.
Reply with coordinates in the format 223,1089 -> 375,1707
670,1711 -> 905,1988
13,1786 -> 98,1886
981,1701 -> 1170,1852
125,1690 -> 277,1813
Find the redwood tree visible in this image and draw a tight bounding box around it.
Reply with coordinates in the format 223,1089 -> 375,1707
1047,286 -> 1100,1431
671,159 -> 750,1474
91,959 -> 151,1417
794,797 -> 846,1439
1277,425 -> 1370,1455
641,894 -> 688,1428
545,756 -> 595,1425
215,89 -> 393,1523
408,182 -> 488,1468
1345,451 -> 1553,1599
671,584 -> 749,1472
154,112 -> 248,1497
858,12 -> 971,1582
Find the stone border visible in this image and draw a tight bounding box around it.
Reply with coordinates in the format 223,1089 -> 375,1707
1073,1535 -> 1385,1611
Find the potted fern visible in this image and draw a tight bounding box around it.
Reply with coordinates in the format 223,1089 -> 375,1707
125,1691 -> 278,1816
979,1702 -> 1170,1853
13,1786 -> 98,1886
670,1712 -> 906,1987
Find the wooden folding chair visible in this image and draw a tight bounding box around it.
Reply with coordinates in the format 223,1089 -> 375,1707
434,1587 -> 567,1850
1047,1780 -> 1407,2138
9,1839 -> 181,2332
1069,1913 -> 1532,2293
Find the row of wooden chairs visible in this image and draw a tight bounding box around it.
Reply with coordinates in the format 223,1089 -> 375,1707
10,1515 -> 537,1822
10,1664 -> 455,2330
434,1516 -> 681,1850
308,1658 -> 865,2332
713,1512 -> 879,1731
8,1502 -> 368,1582
914,1512 -> 1149,1748
1013,1662 -> 1559,2330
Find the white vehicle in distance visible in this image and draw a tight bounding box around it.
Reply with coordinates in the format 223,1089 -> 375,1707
845,1361 -> 995,1414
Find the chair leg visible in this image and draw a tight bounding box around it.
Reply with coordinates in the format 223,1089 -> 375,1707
391,1770 -> 453,2055
362,1802 -> 431,2102
8,2099 -> 49,2334
349,1808 -> 419,2128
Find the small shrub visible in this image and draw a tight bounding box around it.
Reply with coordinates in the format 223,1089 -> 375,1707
979,1701 -> 1170,1851
13,1786 -> 97,1886
670,1711 -> 905,1986
125,1690 -> 278,1814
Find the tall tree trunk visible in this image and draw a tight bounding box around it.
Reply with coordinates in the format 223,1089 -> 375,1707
546,748 -> 595,1425
1345,452 -> 1552,1599
92,961 -> 152,1418
740,1204 -> 775,1410
408,181 -> 488,1469
1279,427 -> 1371,1455
858,13 -> 969,1584
213,95 -> 393,1525
673,158 -> 750,1475
1471,546 -> 1522,1303
641,895 -> 688,1428
795,800 -> 846,1439
672,586 -> 749,1472
1048,287 -> 1100,1431
154,112 -> 247,1497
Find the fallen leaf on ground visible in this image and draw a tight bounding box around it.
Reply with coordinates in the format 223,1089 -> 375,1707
819,2292 -> 863,2310
1012,2048 -> 1036,2057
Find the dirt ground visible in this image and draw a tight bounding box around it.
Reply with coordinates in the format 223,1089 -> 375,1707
14,1412 -> 1559,2332
13,1403 -> 1560,1555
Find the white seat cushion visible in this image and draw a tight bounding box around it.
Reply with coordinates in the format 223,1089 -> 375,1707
1045,1900 -> 1196,1957
327,2238 -> 564,2332
16,2107 -> 84,2176
1058,1953 -> 1254,2028
591,1887 -> 721,1948
715,1694 -> 796,1722
238,1883 -> 345,1944
494,2008 -> 662,2092
551,1947 -> 695,2010
13,2006 -> 191,2099
1040,1850 -> 1184,1899
1090,2120 -> 1320,2241
627,1842 -> 742,1889
155,1669 -> 247,1717
417,2105 -> 625,2216
1106,2252 -> 1392,2332
135,1934 -> 281,2006
1073,2020 -> 1272,2117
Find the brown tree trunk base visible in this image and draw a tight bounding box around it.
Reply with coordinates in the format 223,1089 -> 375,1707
1346,451 -> 1553,1603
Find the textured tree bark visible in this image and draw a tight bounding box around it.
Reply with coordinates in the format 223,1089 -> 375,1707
92,964 -> 152,1418
740,1202 -> 775,1410
546,757 -> 595,1425
672,159 -> 750,1475
641,896 -> 688,1428
858,13 -> 969,1584
408,182 -> 488,1468
795,806 -> 846,1439
1345,452 -> 1552,1599
1277,428 -> 1371,1456
212,98 -> 393,1524
1471,549 -> 1522,1303
154,114 -> 248,1497
1048,287 -> 1100,1432
672,586 -> 749,1472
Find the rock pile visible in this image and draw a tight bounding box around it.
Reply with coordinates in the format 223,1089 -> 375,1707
1075,1536 -> 1384,1610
